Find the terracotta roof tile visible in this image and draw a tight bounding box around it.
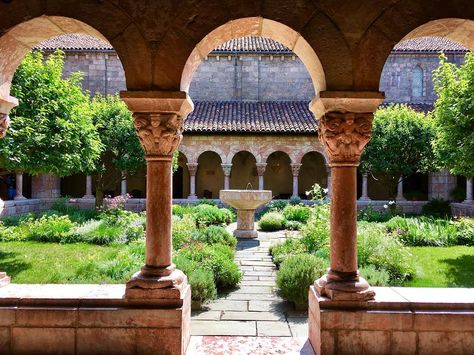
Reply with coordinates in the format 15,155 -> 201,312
34,34 -> 113,51
184,101 -> 317,134
393,36 -> 467,52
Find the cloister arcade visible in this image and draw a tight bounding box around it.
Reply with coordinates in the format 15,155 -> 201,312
0,1 -> 474,354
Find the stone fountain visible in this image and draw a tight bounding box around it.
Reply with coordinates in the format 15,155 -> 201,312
220,188 -> 272,238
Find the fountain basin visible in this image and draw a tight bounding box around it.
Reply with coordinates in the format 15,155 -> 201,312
220,190 -> 272,238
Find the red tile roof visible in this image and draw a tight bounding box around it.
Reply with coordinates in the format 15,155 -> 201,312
35,34 -> 468,54
184,101 -> 317,134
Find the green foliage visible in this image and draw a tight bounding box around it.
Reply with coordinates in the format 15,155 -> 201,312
270,238 -> 307,266
289,196 -> 302,205
282,205 -> 310,223
172,204 -> 196,217
26,215 -> 76,243
300,204 -> 330,253
358,203 -> 399,223
197,226 -> 237,248
258,212 -> 285,231
359,265 -> 390,286
193,204 -> 232,227
360,105 -> 436,187
421,199 -> 451,218
0,51 -> 101,176
357,222 -> 414,284
386,216 -> 474,247
172,215 -> 198,250
276,254 -> 327,305
433,53 -> 474,177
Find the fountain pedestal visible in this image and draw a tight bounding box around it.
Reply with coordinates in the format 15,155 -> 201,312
219,189 -> 272,239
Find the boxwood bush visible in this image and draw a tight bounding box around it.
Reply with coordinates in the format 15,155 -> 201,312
193,204 -> 232,227
282,205 -> 310,223
197,225 -> 237,248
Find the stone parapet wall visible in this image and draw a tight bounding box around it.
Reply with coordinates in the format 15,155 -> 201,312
428,169 -> 457,201
0,284 -> 191,354
0,199 -> 55,216
451,203 -> 474,217
309,286 -> 474,355
357,200 -> 428,214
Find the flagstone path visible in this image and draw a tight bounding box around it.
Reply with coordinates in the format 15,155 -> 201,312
188,224 -> 314,354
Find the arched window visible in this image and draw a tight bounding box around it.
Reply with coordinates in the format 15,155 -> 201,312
412,66 -> 424,97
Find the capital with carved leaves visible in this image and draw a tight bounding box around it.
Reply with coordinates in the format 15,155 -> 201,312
221,164 -> 232,176
256,163 -> 267,176
0,114 -> 10,138
0,96 -> 18,139
290,163 -> 302,177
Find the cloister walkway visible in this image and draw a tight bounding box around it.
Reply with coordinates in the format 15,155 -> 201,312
188,225 -> 314,354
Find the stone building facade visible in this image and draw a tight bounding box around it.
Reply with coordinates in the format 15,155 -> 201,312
0,34 -> 472,212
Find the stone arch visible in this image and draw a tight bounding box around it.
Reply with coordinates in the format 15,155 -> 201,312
264,151 -> 292,198
230,151 -> 257,190
180,17 -> 327,96
356,14 -> 474,90
295,146 -> 328,166
299,151 -> 328,197
0,15 -> 147,110
196,151 -> 224,199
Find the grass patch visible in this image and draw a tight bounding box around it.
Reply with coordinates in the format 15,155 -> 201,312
404,246 -> 474,287
0,241 -> 123,283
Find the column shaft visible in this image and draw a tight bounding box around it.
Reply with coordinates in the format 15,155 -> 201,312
224,175 -> 230,190
145,156 -> 173,271
258,175 -> 264,190
359,173 -> 370,201
14,171 -> 26,200
84,175 -> 94,198
121,173 -> 127,196
396,175 -> 406,201
329,166 -> 358,273
466,177 -> 473,203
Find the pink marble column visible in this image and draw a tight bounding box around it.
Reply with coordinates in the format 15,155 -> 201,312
186,163 -> 198,199
396,175 -> 406,201
222,163 -> 232,190
311,92 -> 383,301
121,91 -> 193,302
14,170 -> 26,200
256,163 -> 267,190
121,172 -> 127,196
290,163 -> 302,198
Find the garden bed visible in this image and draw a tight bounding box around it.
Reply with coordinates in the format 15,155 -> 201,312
0,198 -> 241,306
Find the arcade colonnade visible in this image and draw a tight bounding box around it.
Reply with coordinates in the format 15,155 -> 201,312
1,3 -> 474,354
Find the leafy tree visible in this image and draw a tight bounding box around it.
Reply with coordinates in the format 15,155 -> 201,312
88,94 -> 145,206
432,53 -> 474,178
0,50 -> 101,176
360,104 -> 436,196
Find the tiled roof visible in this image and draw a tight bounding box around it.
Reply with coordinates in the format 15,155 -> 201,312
36,34 -> 468,55
34,34 -> 113,51
393,36 -> 467,52
184,101 -> 317,134
213,36 -> 291,53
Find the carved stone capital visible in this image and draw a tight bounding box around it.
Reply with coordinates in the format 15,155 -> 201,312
256,163 -> 267,176
186,162 -> 198,175
221,163 -> 232,176
134,113 -> 183,156
290,163 -> 302,177
319,111 -> 374,167
0,114 -> 10,138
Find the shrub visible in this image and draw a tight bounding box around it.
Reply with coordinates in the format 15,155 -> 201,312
358,222 -> 414,284
282,205 -> 310,223
300,204 -> 330,253
67,209 -> 99,224
196,199 -> 218,206
27,215 -> 76,243
0,225 -> 25,241
193,204 -> 232,227
276,254 -> 327,306
1,213 -> 36,227
267,200 -> 288,211
198,225 -> 237,248
421,199 -> 451,218
289,196 -> 302,205
456,218 -> 474,246
358,205 -> 397,223
172,204 -> 195,217
283,220 -> 304,231
258,212 -> 285,231
359,265 -> 390,286
172,215 -> 198,250
188,268 -> 217,303
270,238 -> 307,266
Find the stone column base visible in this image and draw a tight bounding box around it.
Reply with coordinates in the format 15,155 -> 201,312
233,229 -> 258,239
0,272 -> 10,287
314,274 -> 375,301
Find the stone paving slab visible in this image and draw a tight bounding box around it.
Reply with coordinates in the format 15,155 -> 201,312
191,320 -> 256,336
257,321 -> 292,336
221,311 -> 283,321
191,229 -> 309,338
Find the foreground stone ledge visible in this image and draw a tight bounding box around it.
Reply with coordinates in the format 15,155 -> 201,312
309,286 -> 474,355
0,284 -> 191,354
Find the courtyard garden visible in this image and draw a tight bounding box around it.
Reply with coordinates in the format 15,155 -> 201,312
0,197 -> 241,305
258,185 -> 474,307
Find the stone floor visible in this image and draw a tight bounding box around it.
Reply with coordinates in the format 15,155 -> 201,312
188,226 -> 313,354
